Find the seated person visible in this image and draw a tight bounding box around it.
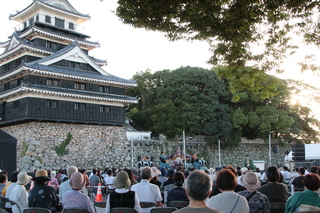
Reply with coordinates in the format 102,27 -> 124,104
167,172 -> 189,203
28,170 -> 59,213
62,172 -> 94,213
106,171 -> 141,213
285,173 -> 320,213
9,172 -> 32,213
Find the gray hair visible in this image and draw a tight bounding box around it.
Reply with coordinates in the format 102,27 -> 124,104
141,166 -> 152,179
187,170 -> 211,201
67,166 -> 78,178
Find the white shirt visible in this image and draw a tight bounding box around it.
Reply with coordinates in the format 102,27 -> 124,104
131,179 -> 162,213
281,171 -> 291,180
207,191 -> 249,213
104,176 -> 115,189
5,182 -> 17,208
9,185 -> 28,213
105,188 -> 141,213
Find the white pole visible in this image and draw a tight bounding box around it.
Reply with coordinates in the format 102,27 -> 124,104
218,140 -> 221,167
131,139 -> 134,168
183,131 -> 187,167
269,134 -> 272,166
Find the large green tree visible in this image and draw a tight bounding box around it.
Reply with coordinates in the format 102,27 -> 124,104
116,0 -> 319,73
150,66 -> 232,140
117,1 -> 320,101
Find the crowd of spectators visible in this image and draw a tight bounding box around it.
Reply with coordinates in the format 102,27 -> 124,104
1,163 -> 320,213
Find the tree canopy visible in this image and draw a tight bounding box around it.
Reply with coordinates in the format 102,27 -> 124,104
126,66 -> 320,146
116,0 -> 319,74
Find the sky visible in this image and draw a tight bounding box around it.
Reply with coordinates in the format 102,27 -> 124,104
0,0 -> 213,80
1,0 -> 319,83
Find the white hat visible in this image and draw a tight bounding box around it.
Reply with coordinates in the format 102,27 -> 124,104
17,172 -> 32,185
151,167 -> 161,178
241,167 -> 249,174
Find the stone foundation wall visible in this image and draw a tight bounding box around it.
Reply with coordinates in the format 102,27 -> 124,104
1,122 -> 290,172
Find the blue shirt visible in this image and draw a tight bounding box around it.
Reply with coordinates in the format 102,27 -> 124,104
62,190 -> 95,213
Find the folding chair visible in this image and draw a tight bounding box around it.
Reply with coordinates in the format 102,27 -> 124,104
150,207 -> 177,213
63,208 -> 90,213
8,199 -> 21,213
269,202 -> 286,211
139,202 -> 156,208
167,201 -> 189,209
23,207 -> 51,213
110,207 -> 136,213
93,201 -> 106,213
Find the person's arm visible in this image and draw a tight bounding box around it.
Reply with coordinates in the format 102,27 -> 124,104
134,193 -> 141,213
105,194 -> 111,213
156,201 -> 162,207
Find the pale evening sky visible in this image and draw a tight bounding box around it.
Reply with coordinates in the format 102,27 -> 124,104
0,0 -> 319,88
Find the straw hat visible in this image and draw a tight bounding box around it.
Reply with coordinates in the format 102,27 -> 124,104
17,172 -> 32,185
113,171 -> 131,189
240,172 -> 261,190
33,170 -> 51,181
69,172 -> 85,190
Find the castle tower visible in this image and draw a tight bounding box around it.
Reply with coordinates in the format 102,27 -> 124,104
0,0 -> 137,127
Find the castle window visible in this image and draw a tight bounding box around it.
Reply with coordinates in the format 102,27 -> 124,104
55,17 -> 65,28
99,106 -> 110,113
99,86 -> 110,93
75,103 -> 86,111
45,100 -> 58,108
46,79 -> 59,87
45,41 -> 57,49
74,82 -> 85,90
29,17 -> 34,25
45,15 -> 51,23
69,22 -> 74,30
13,100 -> 20,109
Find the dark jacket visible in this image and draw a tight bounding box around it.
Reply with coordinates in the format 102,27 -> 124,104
28,183 -> 59,213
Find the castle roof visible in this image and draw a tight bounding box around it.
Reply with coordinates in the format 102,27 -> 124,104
0,33 -> 53,60
9,0 -> 90,22
0,82 -> 137,104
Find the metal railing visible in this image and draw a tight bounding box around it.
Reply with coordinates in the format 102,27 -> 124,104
14,13 -> 86,34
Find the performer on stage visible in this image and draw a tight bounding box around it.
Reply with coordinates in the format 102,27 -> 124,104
137,157 -> 145,169
159,152 -> 170,169
243,155 -> 256,170
198,157 -> 208,170
166,148 -> 192,169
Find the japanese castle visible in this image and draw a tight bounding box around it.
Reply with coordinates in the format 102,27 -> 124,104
0,0 -> 137,127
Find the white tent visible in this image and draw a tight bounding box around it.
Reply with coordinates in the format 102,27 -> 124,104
286,144 -> 320,161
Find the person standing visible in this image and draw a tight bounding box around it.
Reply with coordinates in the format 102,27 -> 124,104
9,172 -> 32,213
28,170 -> 59,213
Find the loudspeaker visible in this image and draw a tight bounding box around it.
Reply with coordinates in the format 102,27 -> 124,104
292,144 -> 305,161
272,145 -> 278,153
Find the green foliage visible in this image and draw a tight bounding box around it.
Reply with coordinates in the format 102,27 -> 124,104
54,132 -> 72,156
150,66 -> 233,144
126,66 -> 320,146
21,141 -> 28,157
116,0 -> 319,72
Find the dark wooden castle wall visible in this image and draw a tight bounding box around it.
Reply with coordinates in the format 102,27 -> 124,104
0,97 -> 125,126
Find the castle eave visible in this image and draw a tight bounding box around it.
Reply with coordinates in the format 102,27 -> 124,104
0,66 -> 138,88
0,44 -> 52,61
0,86 -> 138,104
